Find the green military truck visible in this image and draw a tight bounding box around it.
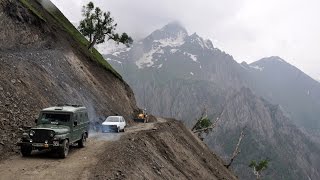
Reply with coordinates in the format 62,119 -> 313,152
17,105 -> 90,158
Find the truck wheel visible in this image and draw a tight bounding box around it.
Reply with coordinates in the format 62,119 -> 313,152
21,145 -> 32,157
58,139 -> 69,158
78,134 -> 86,148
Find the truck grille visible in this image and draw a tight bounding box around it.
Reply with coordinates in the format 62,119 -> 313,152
32,129 -> 51,143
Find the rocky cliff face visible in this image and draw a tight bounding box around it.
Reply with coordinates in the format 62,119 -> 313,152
243,56 -> 320,130
104,23 -> 320,179
207,88 -> 320,179
0,0 -> 138,158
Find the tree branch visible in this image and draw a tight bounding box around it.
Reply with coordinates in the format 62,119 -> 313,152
225,129 -> 245,169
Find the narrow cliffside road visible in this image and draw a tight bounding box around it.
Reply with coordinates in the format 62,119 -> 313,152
0,118 -> 236,180
0,120 -> 160,180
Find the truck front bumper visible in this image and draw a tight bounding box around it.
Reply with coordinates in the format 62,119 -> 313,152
17,141 -> 62,148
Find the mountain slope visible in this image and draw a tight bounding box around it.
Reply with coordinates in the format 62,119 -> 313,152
207,88 -> 320,179
243,56 -> 320,130
0,3 -> 239,179
0,0 -> 138,158
104,23 -> 320,179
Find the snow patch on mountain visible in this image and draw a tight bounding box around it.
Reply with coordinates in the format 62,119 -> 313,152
250,65 -> 263,71
170,49 -> 179,53
107,59 -> 122,64
190,72 -> 194,75
183,52 -> 198,62
188,33 -> 214,50
136,48 -> 157,68
153,32 -> 186,47
136,32 -> 188,68
111,48 -> 131,56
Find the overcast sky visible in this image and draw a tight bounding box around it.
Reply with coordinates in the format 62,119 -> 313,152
51,0 -> 320,80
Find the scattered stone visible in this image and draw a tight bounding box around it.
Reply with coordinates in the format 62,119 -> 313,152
11,79 -> 16,84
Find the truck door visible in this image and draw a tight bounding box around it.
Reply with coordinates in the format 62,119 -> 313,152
72,113 -> 82,142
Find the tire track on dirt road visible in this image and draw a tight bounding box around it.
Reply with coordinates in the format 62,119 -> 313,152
0,120 -> 163,180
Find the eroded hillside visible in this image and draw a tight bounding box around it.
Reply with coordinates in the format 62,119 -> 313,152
0,0 -> 138,158
90,120 -> 237,180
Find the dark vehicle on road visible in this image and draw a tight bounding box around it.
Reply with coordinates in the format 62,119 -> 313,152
17,105 -> 89,158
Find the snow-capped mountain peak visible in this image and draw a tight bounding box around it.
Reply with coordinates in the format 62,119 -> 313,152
105,23 -> 216,69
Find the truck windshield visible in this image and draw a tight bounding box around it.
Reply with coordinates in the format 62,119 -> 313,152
40,113 -> 71,124
106,117 -> 120,122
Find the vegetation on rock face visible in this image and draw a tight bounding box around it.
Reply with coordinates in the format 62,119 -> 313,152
78,2 -> 133,50
191,109 -> 218,140
249,158 -> 269,180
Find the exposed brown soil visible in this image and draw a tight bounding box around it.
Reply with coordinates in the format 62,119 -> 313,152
0,120 -> 156,180
0,119 -> 236,180
90,119 -> 237,180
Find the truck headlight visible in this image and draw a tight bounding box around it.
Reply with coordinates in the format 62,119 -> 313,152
29,130 -> 35,136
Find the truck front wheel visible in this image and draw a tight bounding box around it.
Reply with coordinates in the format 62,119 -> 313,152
58,139 -> 69,158
78,134 -> 87,148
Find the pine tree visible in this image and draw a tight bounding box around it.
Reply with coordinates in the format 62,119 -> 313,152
78,2 -> 133,50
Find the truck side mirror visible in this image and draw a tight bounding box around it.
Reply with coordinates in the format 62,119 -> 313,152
74,121 -> 78,126
35,119 -> 38,124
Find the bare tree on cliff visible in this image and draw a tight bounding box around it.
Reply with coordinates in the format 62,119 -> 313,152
78,2 -> 133,50
225,128 -> 246,169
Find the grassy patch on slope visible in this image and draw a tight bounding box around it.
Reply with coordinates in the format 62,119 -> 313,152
19,0 -> 122,80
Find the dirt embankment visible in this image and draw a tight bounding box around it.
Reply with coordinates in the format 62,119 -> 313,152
91,119 -> 237,180
0,119 -> 157,180
0,0 -> 138,159
0,119 -> 236,180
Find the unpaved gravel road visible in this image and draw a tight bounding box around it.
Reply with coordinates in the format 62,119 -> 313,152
0,120 -> 160,180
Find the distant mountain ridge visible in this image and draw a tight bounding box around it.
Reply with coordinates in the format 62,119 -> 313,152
104,22 -> 320,179
244,56 -> 320,130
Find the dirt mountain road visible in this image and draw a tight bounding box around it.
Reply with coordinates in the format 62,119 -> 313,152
0,120 -> 160,180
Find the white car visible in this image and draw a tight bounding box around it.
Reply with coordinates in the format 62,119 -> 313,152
101,116 -> 126,133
